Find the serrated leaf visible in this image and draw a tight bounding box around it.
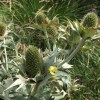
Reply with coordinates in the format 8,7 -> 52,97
56,71 -> 70,77
59,26 -> 66,32
16,83 -> 26,91
67,19 -> 76,31
62,77 -> 71,87
4,75 -> 27,92
52,90 -> 66,100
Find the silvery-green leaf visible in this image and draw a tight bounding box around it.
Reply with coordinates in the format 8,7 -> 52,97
51,90 -> 66,100
62,77 -> 71,88
67,19 -> 76,31
74,21 -> 79,30
16,83 -> 26,91
4,75 -> 27,91
25,27 -> 35,30
59,26 -> 66,32
58,34 -> 66,40
3,78 -> 13,100
56,71 -> 70,77
0,83 -> 5,94
91,34 -> 100,40
4,78 -> 13,88
16,75 -> 26,80
57,80 -> 63,87
62,63 -> 73,69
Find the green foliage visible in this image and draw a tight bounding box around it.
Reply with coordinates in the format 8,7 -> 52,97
70,40 -> 100,99
0,0 -> 95,46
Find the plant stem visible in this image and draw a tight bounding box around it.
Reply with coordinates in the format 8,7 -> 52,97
58,38 -> 86,67
3,38 -> 11,77
44,28 -> 51,51
29,83 -> 40,100
11,37 -> 19,58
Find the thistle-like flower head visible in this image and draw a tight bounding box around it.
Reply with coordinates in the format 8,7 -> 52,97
81,12 -> 98,28
24,45 -> 43,77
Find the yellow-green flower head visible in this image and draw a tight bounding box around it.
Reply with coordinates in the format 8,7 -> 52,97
80,12 -> 98,38
0,22 -> 6,36
81,12 -> 98,28
49,66 -> 58,75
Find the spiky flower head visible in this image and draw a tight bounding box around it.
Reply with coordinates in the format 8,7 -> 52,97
81,12 -> 98,28
35,12 -> 46,24
0,22 -> 6,36
24,45 -> 43,77
47,25 -> 58,38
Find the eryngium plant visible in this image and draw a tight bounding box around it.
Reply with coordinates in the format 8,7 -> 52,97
3,12 -> 100,100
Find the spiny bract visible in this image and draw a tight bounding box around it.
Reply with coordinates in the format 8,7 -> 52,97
69,30 -> 80,45
0,22 -> 6,36
81,12 -> 98,28
47,25 -> 58,37
25,45 -> 43,77
50,16 -> 59,26
35,12 -> 46,24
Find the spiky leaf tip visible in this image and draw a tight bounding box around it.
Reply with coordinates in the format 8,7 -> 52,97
0,22 -> 6,36
50,16 -> 59,26
69,30 -> 80,45
81,12 -> 98,28
25,45 -> 43,77
35,12 -> 46,24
